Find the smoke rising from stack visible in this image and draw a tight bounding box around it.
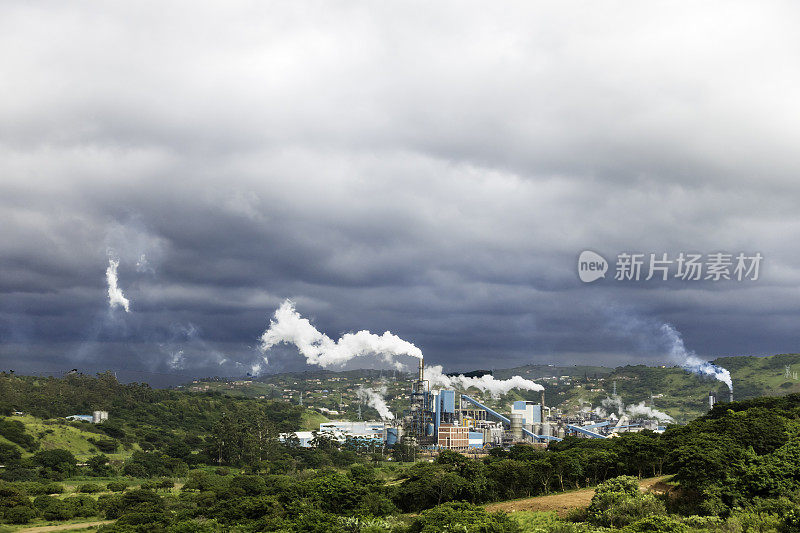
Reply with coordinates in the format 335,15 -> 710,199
625,401 -> 673,423
425,364 -> 543,397
106,258 -> 131,313
259,300 -> 543,396
660,324 -> 733,392
596,396 -> 673,422
259,300 -> 421,368
357,386 -> 395,420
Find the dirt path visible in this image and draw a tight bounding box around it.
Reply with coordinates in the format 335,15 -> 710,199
16,520 -> 113,532
484,476 -> 671,516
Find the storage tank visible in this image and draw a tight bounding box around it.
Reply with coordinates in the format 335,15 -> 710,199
557,425 -> 565,439
541,422 -> 551,437
510,413 -> 523,440
386,427 -> 399,446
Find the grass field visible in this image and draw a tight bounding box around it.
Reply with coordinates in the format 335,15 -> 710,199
484,476 -> 671,516
6,415 -> 137,462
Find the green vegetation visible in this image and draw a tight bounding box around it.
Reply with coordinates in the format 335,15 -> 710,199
3,372 -> 800,530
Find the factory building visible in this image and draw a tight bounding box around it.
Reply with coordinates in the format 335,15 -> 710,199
286,359 -> 681,452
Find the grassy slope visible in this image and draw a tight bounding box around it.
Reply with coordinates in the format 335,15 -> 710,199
7,415 -> 137,462
300,410 -> 329,431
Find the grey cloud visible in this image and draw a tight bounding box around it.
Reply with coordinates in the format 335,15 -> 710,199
0,2 -> 799,383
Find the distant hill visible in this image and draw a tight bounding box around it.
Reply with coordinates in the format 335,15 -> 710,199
184,353 -> 800,424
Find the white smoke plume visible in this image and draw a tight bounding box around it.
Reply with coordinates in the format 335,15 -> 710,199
357,386 -> 395,420
106,258 -> 131,312
425,364 -> 543,397
601,396 -> 624,415
259,300 -> 421,368
624,401 -> 674,423
660,324 -> 733,392
597,396 -> 673,423
259,300 -> 543,396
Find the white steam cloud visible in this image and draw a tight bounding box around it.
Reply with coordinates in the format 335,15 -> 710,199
601,396 -> 624,415
624,401 -> 673,423
259,300 -> 543,397
259,300 -> 421,368
357,386 -> 395,420
425,364 -> 543,397
106,258 -> 131,313
597,396 -> 673,423
661,323 -> 733,392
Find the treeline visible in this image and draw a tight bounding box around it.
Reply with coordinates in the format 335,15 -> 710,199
0,373 -> 306,461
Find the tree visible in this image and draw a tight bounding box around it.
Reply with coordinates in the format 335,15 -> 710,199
32,449 -> 77,479
86,454 -> 114,477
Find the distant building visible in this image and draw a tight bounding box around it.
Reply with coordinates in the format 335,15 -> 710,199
319,421 -> 385,445
279,431 -> 315,447
437,424 -> 469,450
66,411 -> 109,424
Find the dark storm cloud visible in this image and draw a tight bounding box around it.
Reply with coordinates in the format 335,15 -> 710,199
1,2 -> 799,383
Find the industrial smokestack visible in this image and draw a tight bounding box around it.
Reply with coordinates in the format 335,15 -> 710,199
419,358 -> 424,382
708,391 -> 716,409
729,391 -> 734,403
540,389 -> 545,408
510,413 -> 523,441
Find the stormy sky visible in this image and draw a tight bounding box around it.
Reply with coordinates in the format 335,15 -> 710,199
2,2 -> 799,385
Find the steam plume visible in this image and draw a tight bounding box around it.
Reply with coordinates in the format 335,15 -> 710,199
259,300 -> 422,367
624,401 -> 673,423
597,396 -> 673,423
425,364 -> 543,397
357,386 -> 395,420
106,258 -> 131,312
660,324 -> 732,391
259,300 -> 543,397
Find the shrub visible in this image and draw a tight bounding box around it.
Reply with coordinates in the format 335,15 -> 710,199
408,501 -> 520,533
97,494 -> 124,519
107,481 -> 129,492
4,504 -> 37,524
42,499 -> 75,520
64,495 -> 99,517
16,481 -> 63,495
78,483 -> 103,493
33,494 -> 59,510
588,476 -> 666,528
625,514 -> 688,533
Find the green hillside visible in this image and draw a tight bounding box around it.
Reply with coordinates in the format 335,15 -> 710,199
183,353 -> 800,424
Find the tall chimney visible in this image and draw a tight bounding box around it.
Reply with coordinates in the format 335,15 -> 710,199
729,391 -> 734,403
418,358 -> 424,382
708,391 -> 715,409
540,389 -> 545,408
